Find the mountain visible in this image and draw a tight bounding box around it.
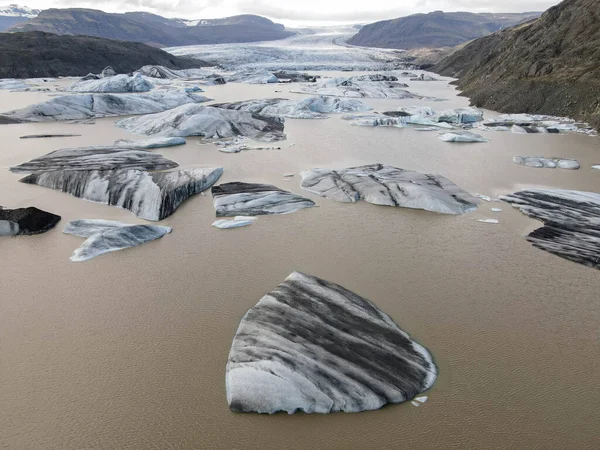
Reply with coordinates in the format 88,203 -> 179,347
0,4 -> 39,31
347,11 -> 542,49
8,8 -> 294,47
0,31 -> 206,78
433,0 -> 600,129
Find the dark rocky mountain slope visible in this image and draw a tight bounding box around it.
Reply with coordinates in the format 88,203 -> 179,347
433,0 -> 600,129
0,32 -> 205,78
347,11 -> 541,49
8,8 -> 293,47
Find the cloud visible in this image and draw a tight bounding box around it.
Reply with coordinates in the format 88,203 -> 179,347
28,0 -> 562,22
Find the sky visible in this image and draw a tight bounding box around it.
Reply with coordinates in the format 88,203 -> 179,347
23,0 -> 561,26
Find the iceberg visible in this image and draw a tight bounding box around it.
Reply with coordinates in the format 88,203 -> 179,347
513,156 -> 580,169
113,137 -> 186,149
212,182 -> 316,216
439,131 -> 488,143
1,91 -> 211,122
66,73 -> 153,93
227,70 -> 279,84
63,219 -> 171,262
212,96 -> 370,119
226,271 -> 437,414
212,216 -> 257,229
300,164 -> 479,215
10,146 -> 178,174
116,104 -> 286,141
501,189 -> 600,270
298,75 -> 422,99
20,168 -> 223,221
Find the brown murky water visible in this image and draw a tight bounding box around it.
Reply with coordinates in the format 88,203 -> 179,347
1,75 -> 599,449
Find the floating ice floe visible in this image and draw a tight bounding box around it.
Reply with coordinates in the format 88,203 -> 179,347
437,107 -> 484,124
410,74 -> 439,81
135,65 -> 224,82
20,134 -> 81,139
212,216 -> 257,229
227,70 -> 279,84
212,182 -> 316,216
184,86 -> 204,93
0,79 -> 30,90
66,73 -> 153,93
501,189 -> 600,270
301,164 -> 479,215
10,146 -> 178,173
513,156 -> 580,169
272,70 -> 318,83
297,74 -> 422,99
212,96 -> 370,119
475,194 -> 492,202
63,219 -> 172,262
113,137 -> 186,149
592,165 -> 600,170
0,91 -> 211,122
226,271 -> 437,414
483,114 -> 596,135
478,219 -> 499,224
20,168 -> 223,221
0,206 -> 61,236
214,137 -> 281,153
491,208 -> 503,212
439,131 -> 487,143
116,104 -> 286,140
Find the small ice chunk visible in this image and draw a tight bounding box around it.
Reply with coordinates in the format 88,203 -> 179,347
478,219 -> 499,224
212,218 -> 254,229
234,216 -> 257,221
411,401 -> 420,407
283,173 -> 295,177
592,165 -> 600,170
475,194 -> 491,202
415,396 -> 428,404
491,208 -> 503,212
439,131 -> 487,143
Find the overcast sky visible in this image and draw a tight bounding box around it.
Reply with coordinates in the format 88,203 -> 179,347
26,0 -> 561,25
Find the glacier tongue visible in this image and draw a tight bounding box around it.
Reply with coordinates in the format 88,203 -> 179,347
20,168 -> 224,221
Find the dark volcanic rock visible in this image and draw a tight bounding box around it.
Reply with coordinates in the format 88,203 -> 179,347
433,0 -> 600,130
501,189 -> 600,270
226,271 -> 437,414
0,206 -> 61,236
348,11 -> 541,49
8,9 -> 293,47
0,31 -> 204,79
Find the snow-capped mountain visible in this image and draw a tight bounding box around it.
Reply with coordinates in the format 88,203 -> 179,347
0,4 -> 40,18
0,4 -> 40,31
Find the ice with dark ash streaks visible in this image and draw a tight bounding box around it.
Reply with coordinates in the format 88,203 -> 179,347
212,182 -> 315,216
226,271 -> 437,414
63,219 -> 171,261
20,168 -> 223,221
301,164 -> 479,214
10,146 -> 178,173
116,104 -> 285,141
501,189 -> 600,270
